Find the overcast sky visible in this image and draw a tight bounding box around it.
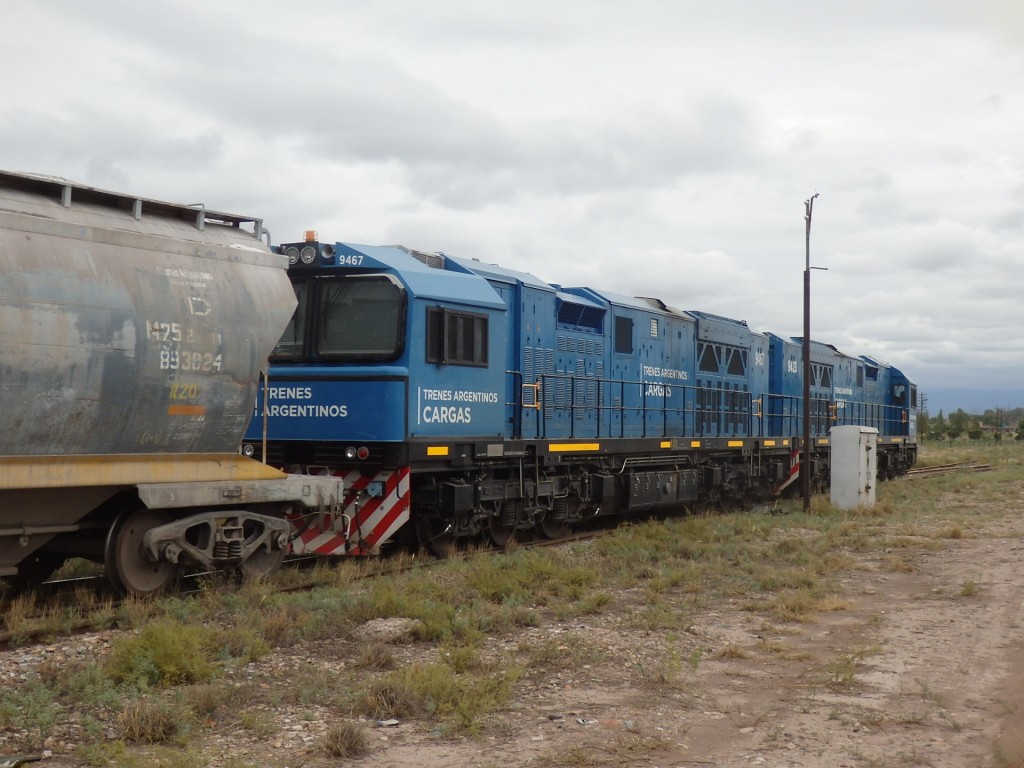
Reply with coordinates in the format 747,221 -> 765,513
3,1 -> 1023,409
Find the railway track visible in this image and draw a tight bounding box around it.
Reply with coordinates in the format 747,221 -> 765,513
5,460 -> 973,646
0,528 -> 609,648
903,461 -> 994,479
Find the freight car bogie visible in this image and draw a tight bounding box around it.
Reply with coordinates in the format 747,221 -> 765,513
100,502 -> 295,595
0,468 -> 342,596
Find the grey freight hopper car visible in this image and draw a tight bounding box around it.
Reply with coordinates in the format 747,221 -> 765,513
0,171 -> 340,595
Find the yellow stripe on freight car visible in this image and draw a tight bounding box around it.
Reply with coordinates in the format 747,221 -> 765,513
548,443 -> 601,452
0,453 -> 286,490
426,446 -> 450,456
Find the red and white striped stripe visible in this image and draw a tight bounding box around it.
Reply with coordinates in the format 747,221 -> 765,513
774,449 -> 801,495
290,467 -> 411,556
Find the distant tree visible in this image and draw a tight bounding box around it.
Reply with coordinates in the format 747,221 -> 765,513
967,428 -> 983,440
947,409 -> 972,440
931,410 -> 947,441
1017,419 -> 1024,441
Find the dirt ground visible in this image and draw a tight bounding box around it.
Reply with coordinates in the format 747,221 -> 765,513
327,522 -> 1024,768
6,501 -> 1024,768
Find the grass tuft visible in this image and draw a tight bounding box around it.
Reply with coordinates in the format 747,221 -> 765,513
119,698 -> 189,744
318,721 -> 371,758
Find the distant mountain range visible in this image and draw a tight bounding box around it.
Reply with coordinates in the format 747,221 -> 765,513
922,388 -> 1022,416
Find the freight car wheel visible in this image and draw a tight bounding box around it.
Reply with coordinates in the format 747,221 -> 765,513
238,545 -> 287,581
104,507 -> 178,597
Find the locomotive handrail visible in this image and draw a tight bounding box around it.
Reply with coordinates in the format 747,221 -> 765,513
512,370 -> 911,443
525,372 -> 760,442
521,381 -> 542,411
506,369 -> 524,439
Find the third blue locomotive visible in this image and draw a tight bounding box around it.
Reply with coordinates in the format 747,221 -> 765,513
242,235 -> 917,556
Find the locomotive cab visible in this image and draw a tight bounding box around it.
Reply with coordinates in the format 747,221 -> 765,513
242,239 -> 509,554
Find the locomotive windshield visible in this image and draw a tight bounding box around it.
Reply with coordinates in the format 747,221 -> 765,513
271,275 -> 406,362
270,281 -> 308,360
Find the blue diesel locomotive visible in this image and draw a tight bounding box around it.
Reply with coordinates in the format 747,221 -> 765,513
242,236 -> 918,556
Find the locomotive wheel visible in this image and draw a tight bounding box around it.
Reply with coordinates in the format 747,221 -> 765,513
485,501 -> 515,548
487,522 -> 515,549
535,516 -> 569,540
415,513 -> 457,558
104,507 -> 178,597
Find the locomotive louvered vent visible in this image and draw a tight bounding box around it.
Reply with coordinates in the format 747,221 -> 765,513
403,247 -> 446,270
556,300 -> 605,333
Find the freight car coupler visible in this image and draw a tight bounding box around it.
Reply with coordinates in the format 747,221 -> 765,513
141,511 -> 291,571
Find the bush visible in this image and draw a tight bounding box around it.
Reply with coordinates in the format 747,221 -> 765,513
105,620 -> 217,688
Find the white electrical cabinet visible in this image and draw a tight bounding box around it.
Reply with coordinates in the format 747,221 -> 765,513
830,425 -> 879,510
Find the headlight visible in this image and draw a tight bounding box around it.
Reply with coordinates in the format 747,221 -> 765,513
300,246 -> 317,264
284,246 -> 300,265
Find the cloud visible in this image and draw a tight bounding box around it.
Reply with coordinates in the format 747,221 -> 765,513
2,0 -> 1024,404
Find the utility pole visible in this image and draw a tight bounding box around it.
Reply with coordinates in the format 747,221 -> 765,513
802,193 -> 820,513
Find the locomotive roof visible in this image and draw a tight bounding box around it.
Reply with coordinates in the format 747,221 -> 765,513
445,255 -> 552,290
555,290 -> 603,309
686,309 -> 750,327
562,286 -> 680,313
335,243 -> 507,309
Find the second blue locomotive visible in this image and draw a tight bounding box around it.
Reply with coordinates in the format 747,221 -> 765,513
243,236 -> 917,555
